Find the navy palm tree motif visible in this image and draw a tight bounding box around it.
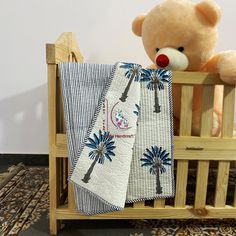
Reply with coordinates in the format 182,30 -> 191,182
133,104 -> 140,116
140,69 -> 170,113
140,146 -> 171,194
82,130 -> 116,183
119,63 -> 144,102
133,104 -> 140,126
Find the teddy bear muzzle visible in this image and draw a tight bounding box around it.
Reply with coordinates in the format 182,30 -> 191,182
155,47 -> 189,71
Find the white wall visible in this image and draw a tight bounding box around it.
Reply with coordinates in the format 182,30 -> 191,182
0,0 -> 236,154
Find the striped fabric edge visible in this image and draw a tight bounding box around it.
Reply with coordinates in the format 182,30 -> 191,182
75,185 -> 123,215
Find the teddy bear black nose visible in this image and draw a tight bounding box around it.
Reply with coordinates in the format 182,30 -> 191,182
156,54 -> 169,68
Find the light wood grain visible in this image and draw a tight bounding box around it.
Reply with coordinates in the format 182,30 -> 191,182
56,79 -> 65,133
174,160 -> 188,208
222,85 -> 235,138
56,159 -> 62,203
63,158 -> 67,190
48,64 -> 58,235
133,201 -> 145,208
174,150 -> 236,161
154,199 -> 165,208
221,85 -> 236,207
200,85 -> 214,137
179,85 -> 193,136
194,85 -> 214,210
214,161 -> 230,207
194,161 -> 209,209
175,85 -> 193,208
174,136 -> 236,150
172,71 -> 224,85
68,163 -> 76,210
214,85 -> 235,207
46,32 -> 83,64
56,205 -> 236,220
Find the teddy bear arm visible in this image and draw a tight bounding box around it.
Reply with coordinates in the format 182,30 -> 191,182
203,52 -> 236,84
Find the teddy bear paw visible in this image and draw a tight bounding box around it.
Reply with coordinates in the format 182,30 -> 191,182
220,74 -> 236,85
218,53 -> 236,84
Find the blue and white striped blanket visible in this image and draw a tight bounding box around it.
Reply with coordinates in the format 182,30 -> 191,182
59,62 -> 174,215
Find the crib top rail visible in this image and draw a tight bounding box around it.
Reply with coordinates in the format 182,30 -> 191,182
46,32 -> 230,85
172,71 -> 224,85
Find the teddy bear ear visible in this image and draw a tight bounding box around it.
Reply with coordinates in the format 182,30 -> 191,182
132,15 -> 145,37
195,0 -> 221,26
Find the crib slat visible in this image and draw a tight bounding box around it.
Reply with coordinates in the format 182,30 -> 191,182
68,163 -> 76,210
63,158 -> 67,190
194,86 -> 213,210
222,85 -> 235,137
133,202 -> 145,208
174,160 -> 188,207
133,201 -> 145,208
68,183 -> 76,210
154,199 -> 165,208
56,79 -> 65,133
56,70 -> 66,203
215,85 -> 235,207
175,85 -> 193,207
200,85 -> 214,137
222,85 -> 236,207
194,161 -> 209,209
214,162 -> 230,207
57,67 -> 65,203
179,85 -> 193,135
57,159 -> 62,202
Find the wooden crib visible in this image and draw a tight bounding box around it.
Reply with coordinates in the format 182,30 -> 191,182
46,32 -> 236,235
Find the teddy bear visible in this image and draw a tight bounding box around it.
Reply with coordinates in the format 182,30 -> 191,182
132,0 -> 236,136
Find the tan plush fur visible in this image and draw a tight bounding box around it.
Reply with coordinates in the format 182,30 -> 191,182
132,0 -> 236,136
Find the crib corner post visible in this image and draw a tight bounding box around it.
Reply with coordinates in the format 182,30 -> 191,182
47,40 -> 58,234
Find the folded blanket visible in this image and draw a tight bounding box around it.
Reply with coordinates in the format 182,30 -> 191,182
59,62 -> 174,215
126,69 -> 175,202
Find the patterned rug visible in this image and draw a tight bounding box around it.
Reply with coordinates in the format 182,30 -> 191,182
0,166 -> 49,236
1,166 -> 236,236
132,219 -> 236,236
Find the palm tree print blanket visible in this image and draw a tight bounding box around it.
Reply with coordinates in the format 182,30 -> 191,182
59,62 -> 174,215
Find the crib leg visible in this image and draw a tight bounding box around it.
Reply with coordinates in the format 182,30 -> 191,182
50,218 -> 58,235
50,219 -> 64,235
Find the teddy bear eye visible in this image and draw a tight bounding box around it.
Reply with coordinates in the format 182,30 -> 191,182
155,48 -> 160,53
178,47 -> 184,52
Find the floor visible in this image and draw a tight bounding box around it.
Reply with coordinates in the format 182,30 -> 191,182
1,155 -> 236,236
0,158 -> 150,236
20,219 -> 149,236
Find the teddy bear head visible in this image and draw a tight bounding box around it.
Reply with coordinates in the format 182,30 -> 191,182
132,0 -> 221,71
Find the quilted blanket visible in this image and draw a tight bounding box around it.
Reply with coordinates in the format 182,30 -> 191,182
59,62 -> 174,215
